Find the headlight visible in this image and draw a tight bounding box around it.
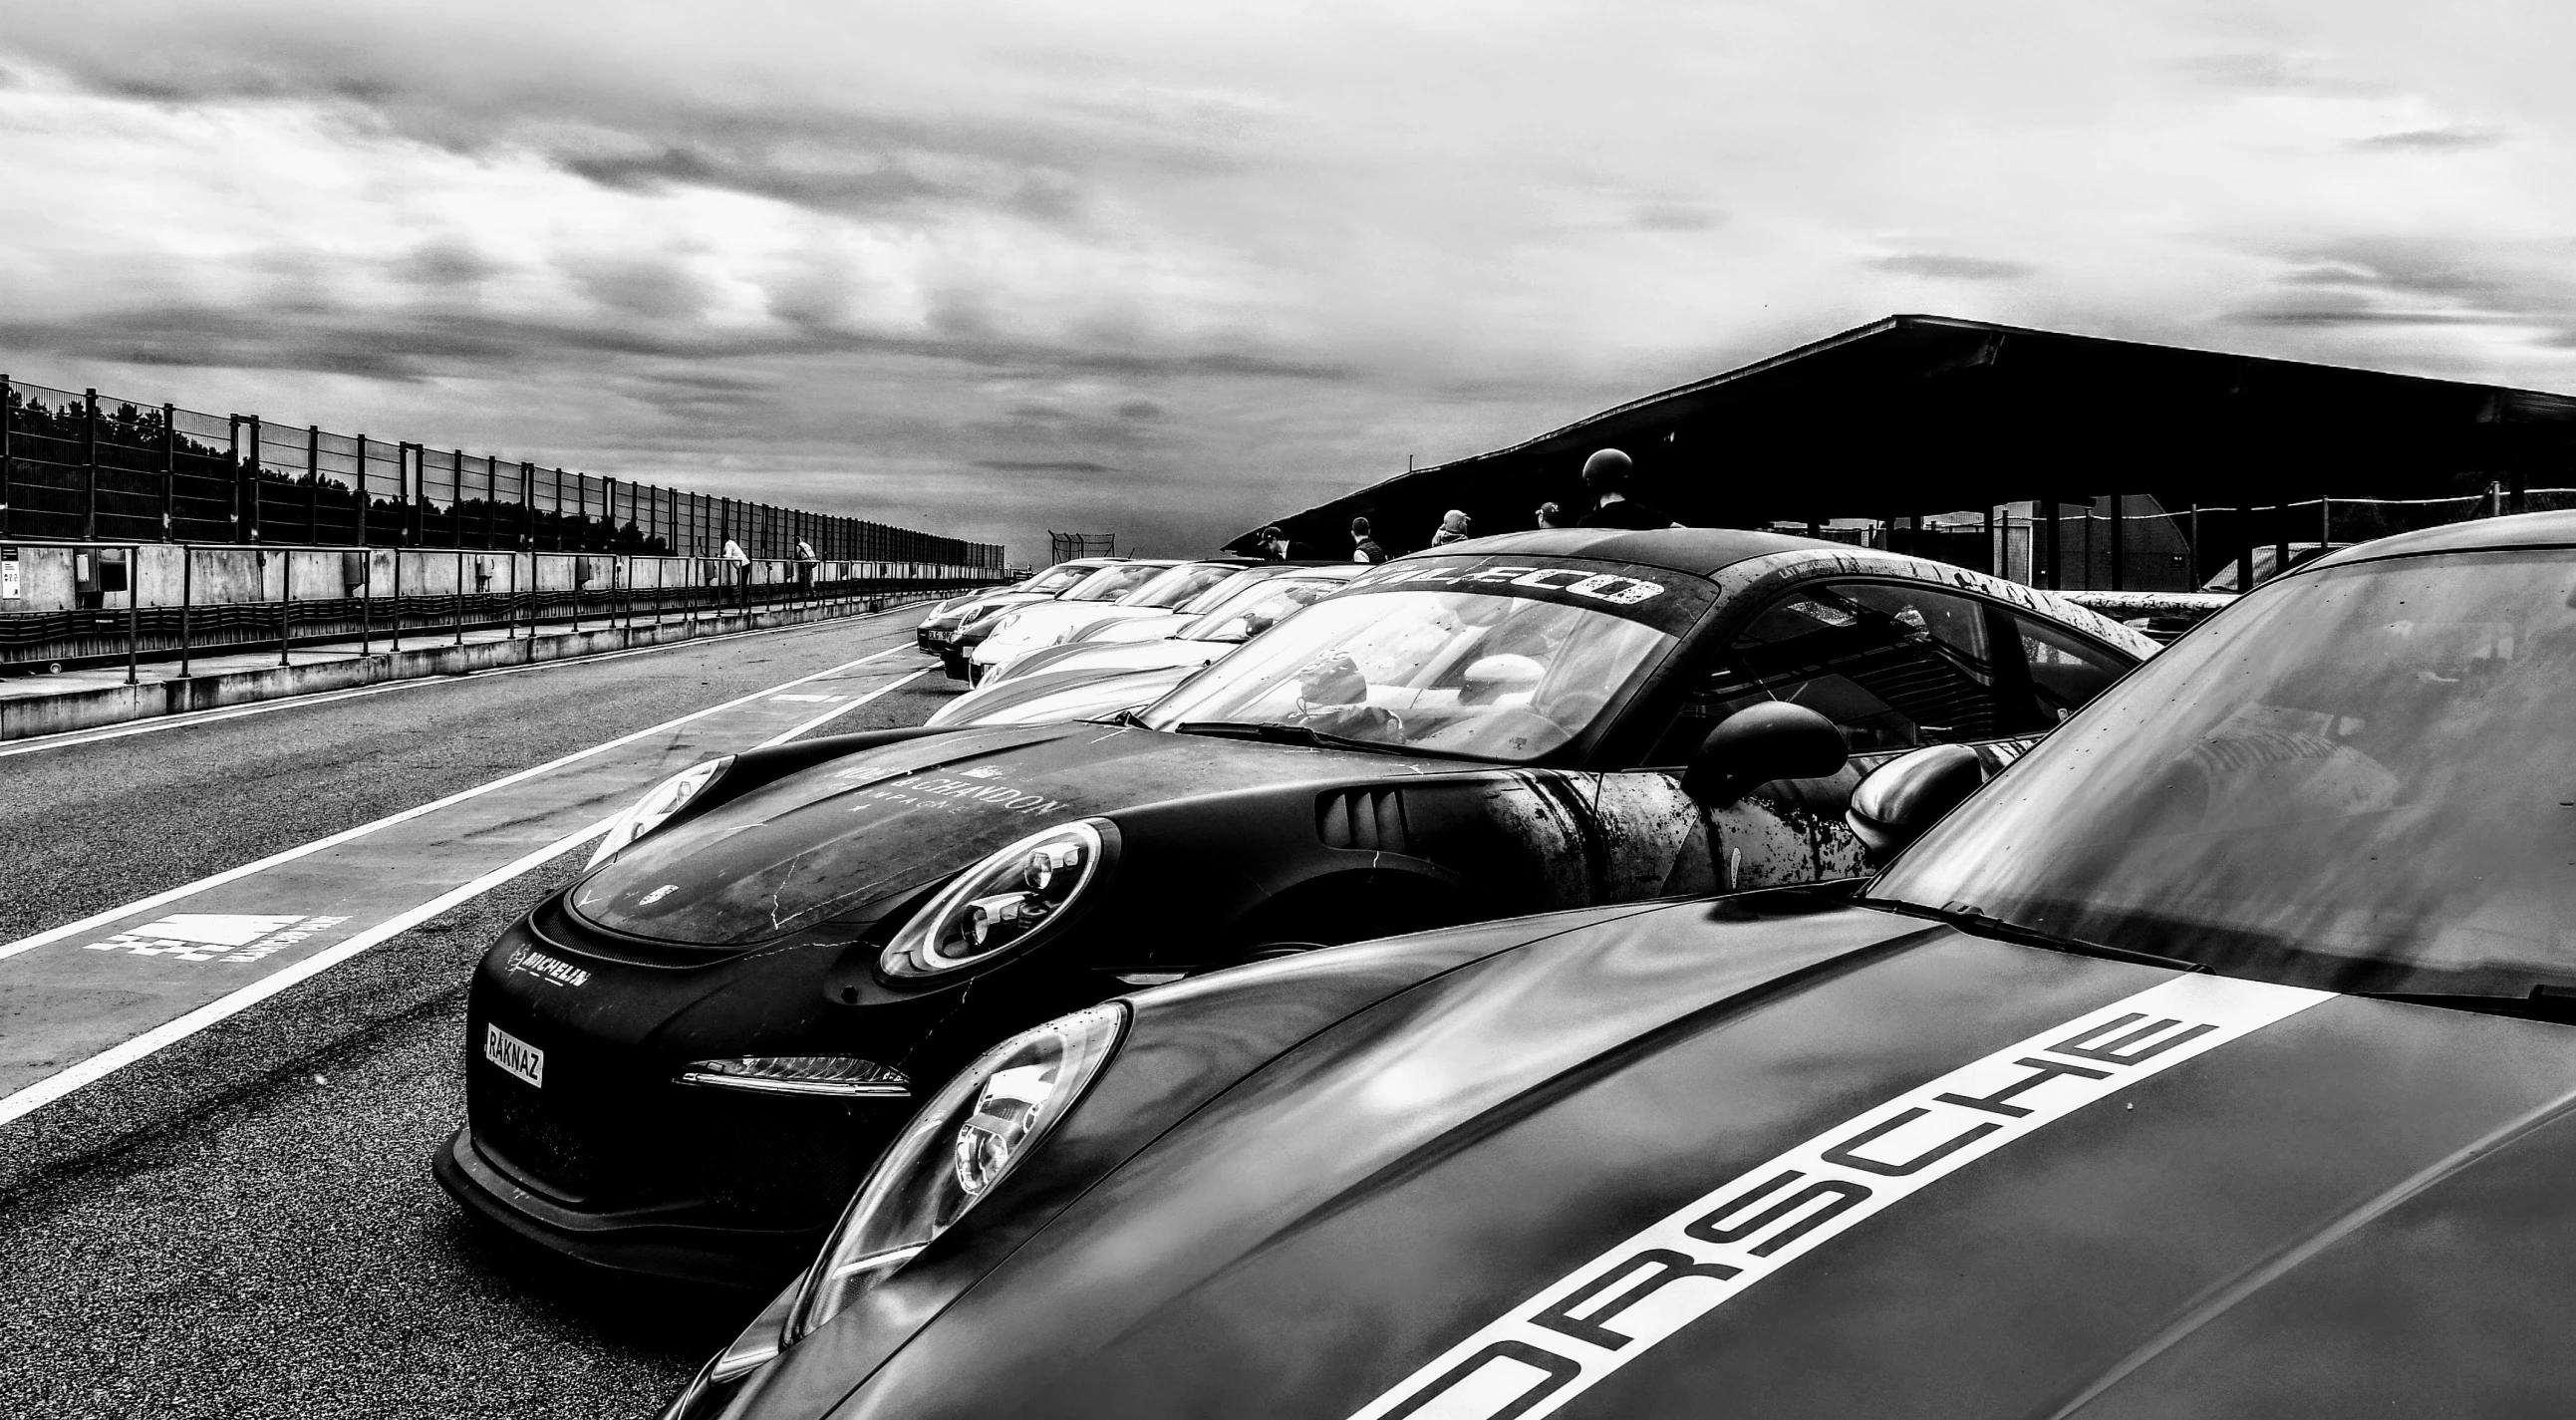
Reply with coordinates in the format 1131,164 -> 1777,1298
879,820 -> 1108,979
787,1002 -> 1124,1340
992,611 -> 1021,636
585,757 -> 734,869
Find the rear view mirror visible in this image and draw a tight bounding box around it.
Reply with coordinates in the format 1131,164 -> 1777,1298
1681,703 -> 1848,805
1848,744 -> 1986,862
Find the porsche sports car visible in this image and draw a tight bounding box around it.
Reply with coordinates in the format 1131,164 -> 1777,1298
438,528 -> 2150,1285
1050,563 -> 1343,648
914,558 -> 1120,659
941,559 -> 1180,680
666,508 -> 2576,1420
922,564 -> 1365,729
966,558 -> 1252,682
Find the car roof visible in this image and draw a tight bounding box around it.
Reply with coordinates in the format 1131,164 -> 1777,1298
1412,526 -> 1859,580
2306,508 -> 2576,570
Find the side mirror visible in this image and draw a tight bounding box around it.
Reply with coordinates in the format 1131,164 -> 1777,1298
1848,743 -> 1986,862
1681,703 -> 1848,805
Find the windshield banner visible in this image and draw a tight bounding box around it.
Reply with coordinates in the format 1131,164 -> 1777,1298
1336,556 -> 1715,636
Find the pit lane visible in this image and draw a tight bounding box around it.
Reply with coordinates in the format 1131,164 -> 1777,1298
0,609 -> 966,1419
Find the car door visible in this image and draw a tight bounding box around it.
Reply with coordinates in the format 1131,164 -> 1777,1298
1587,577 -> 2135,898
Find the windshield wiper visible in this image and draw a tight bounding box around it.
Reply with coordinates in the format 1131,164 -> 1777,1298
1173,720 -> 1411,755
1871,900 -> 2211,975
1086,707 -> 1150,727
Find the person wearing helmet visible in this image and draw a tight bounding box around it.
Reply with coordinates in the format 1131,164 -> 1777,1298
1288,650 -> 1402,741
1575,447 -> 1681,529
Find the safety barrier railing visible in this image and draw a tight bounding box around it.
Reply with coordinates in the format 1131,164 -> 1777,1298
0,538 -> 992,682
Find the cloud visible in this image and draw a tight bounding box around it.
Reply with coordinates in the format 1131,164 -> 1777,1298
2351,126 -> 2502,150
8,3 -> 2576,561
1869,253 -> 2035,281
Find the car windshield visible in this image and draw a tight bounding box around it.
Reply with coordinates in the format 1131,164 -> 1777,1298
1872,548 -> 2576,997
1020,563 -> 1095,595
1119,562 -> 1242,609
1178,576 -> 1347,643
1143,557 -> 1700,762
1063,563 -> 1171,602
1172,567 -> 1271,617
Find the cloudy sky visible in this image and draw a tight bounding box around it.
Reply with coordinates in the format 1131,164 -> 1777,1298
2,1 -> 2569,560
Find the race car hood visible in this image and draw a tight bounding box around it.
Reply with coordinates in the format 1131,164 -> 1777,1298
565,722 -> 1488,949
817,901 -> 2576,1419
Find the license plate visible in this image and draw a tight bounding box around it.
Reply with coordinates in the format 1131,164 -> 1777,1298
484,1023 -> 545,1088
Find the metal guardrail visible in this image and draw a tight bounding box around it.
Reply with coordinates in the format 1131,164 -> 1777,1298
0,538 -> 994,683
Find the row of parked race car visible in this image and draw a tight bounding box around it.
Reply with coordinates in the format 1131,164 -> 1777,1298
431,515 -> 2576,1419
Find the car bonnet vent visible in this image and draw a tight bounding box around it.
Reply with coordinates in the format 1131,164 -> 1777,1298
1317,787 -> 1409,853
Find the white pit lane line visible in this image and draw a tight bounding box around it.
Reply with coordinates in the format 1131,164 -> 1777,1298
0,656 -> 932,1128
0,602 -> 939,761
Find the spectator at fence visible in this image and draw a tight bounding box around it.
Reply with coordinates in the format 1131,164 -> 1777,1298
1536,501 -> 1565,530
1430,509 -> 1474,545
1351,516 -> 1388,564
1576,448 -> 1681,530
795,538 -> 818,590
723,538 -> 751,588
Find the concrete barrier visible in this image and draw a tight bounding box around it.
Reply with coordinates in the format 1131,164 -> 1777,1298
0,595 -> 935,743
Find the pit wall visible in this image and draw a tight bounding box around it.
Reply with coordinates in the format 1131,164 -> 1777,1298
0,592 -> 944,742
0,543 -> 989,612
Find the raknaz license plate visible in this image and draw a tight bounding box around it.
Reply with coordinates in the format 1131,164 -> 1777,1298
483,1023 -> 545,1088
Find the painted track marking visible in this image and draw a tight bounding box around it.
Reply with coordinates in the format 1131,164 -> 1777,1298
0,601 -> 940,760
0,643 -> 914,964
0,657 -> 943,1126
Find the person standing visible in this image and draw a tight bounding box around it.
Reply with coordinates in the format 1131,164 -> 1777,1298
794,537 -> 818,592
1574,448 -> 1680,529
1350,516 -> 1387,563
1257,525 -> 1294,561
1535,501 -> 1565,530
722,537 -> 751,607
1430,509 -> 1473,545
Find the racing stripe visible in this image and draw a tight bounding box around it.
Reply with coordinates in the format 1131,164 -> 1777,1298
1345,974 -> 2334,1420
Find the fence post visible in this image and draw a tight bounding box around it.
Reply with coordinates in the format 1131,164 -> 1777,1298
245,414 -> 263,543
279,547 -> 292,668
83,389 -> 101,540
177,545 -> 193,678
306,426 -> 321,543
390,544 -> 403,654
158,405 -> 177,541
360,546 -> 372,656
2108,492 -> 2126,592
454,549 -> 464,648
354,433 -> 371,546
126,544 -> 140,686
2039,501 -> 2059,589
0,372 -> 12,538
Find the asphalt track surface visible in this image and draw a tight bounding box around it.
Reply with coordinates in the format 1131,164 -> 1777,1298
0,609 -> 968,1419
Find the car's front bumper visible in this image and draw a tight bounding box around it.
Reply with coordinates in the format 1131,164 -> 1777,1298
434,1127 -> 825,1289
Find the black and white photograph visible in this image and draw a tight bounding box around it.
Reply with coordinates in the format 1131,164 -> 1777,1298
5,4 -> 2576,1417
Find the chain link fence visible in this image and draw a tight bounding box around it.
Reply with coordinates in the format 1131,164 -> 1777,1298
1048,531 -> 1115,561
0,375 -> 1003,570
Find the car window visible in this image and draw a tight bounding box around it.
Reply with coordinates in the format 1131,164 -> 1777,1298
2015,614 -> 2131,722
1185,578 -> 1342,642
1063,563 -> 1170,601
1121,563 -> 1241,609
1649,581 -> 2017,762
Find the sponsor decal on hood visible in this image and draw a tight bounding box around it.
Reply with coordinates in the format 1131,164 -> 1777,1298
1348,973 -> 2333,1420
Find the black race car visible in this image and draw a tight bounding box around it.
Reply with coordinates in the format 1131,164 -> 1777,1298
665,511 -> 2576,1420
436,528 -> 2152,1284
